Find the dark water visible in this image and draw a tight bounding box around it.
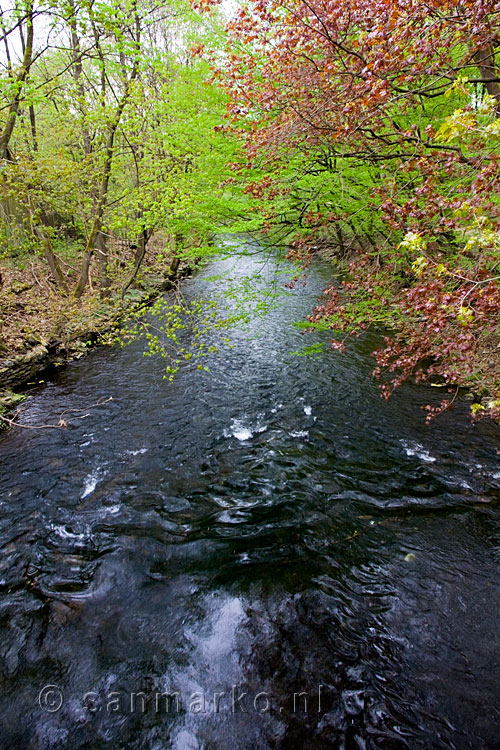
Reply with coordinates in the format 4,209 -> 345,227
1,243 -> 500,749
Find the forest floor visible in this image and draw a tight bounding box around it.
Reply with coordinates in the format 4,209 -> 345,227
0,235 -> 174,357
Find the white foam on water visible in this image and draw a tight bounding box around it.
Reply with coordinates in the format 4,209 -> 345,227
81,468 -> 103,498
401,440 -> 436,463
290,430 -> 309,439
303,405 -> 312,416
167,594 -> 248,724
217,510 -> 242,524
227,419 -> 267,442
233,427 -> 253,441
126,448 -> 148,456
51,524 -> 85,541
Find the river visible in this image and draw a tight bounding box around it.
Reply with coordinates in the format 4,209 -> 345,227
1,241 -> 500,749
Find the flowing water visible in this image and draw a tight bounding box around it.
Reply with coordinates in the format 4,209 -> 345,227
1,241 -> 500,749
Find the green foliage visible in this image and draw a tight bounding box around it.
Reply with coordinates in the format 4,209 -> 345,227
0,0 -> 260,281
110,243 -> 301,376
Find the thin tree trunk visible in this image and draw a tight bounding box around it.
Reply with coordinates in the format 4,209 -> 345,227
96,231 -> 110,297
334,224 -> 346,257
0,6 -> 13,76
26,198 -> 67,290
121,160 -> 148,296
40,235 -> 67,290
73,4 -> 140,298
167,256 -> 180,277
348,220 -> 366,251
74,250 -> 93,298
74,68 -> 139,298
0,0 -> 33,160
160,255 -> 181,291
362,229 -> 376,251
121,228 -> 149,297
28,104 -> 37,151
70,0 -> 108,291
17,11 -> 37,152
68,0 -> 92,156
33,226 -> 67,290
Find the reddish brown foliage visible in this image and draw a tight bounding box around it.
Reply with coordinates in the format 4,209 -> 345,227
207,0 -> 500,419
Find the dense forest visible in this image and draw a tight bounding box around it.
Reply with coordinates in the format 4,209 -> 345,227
1,0 -> 500,420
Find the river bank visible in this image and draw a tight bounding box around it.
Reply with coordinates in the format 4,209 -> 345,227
0,241 -> 195,427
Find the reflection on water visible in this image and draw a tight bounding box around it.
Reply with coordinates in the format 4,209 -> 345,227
1,241 -> 500,749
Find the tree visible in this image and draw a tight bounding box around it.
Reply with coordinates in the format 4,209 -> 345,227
0,0 -> 34,159
1,0 -> 247,304
208,0 -> 500,419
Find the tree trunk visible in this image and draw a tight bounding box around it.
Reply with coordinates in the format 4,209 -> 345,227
74,250 -> 93,298
335,224 -> 346,257
121,228 -> 149,297
473,45 -> 500,114
167,256 -> 180,277
73,68 -> 139,299
17,9 -> 37,152
68,0 -> 92,157
39,234 -> 67,291
29,207 -> 67,291
96,231 -> 110,297
73,6 -> 140,299
0,1 -> 34,160
160,254 -> 181,291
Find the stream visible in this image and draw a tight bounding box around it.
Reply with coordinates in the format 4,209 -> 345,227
1,241 -> 500,749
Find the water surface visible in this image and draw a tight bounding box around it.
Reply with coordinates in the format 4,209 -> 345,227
1,243 -> 500,749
